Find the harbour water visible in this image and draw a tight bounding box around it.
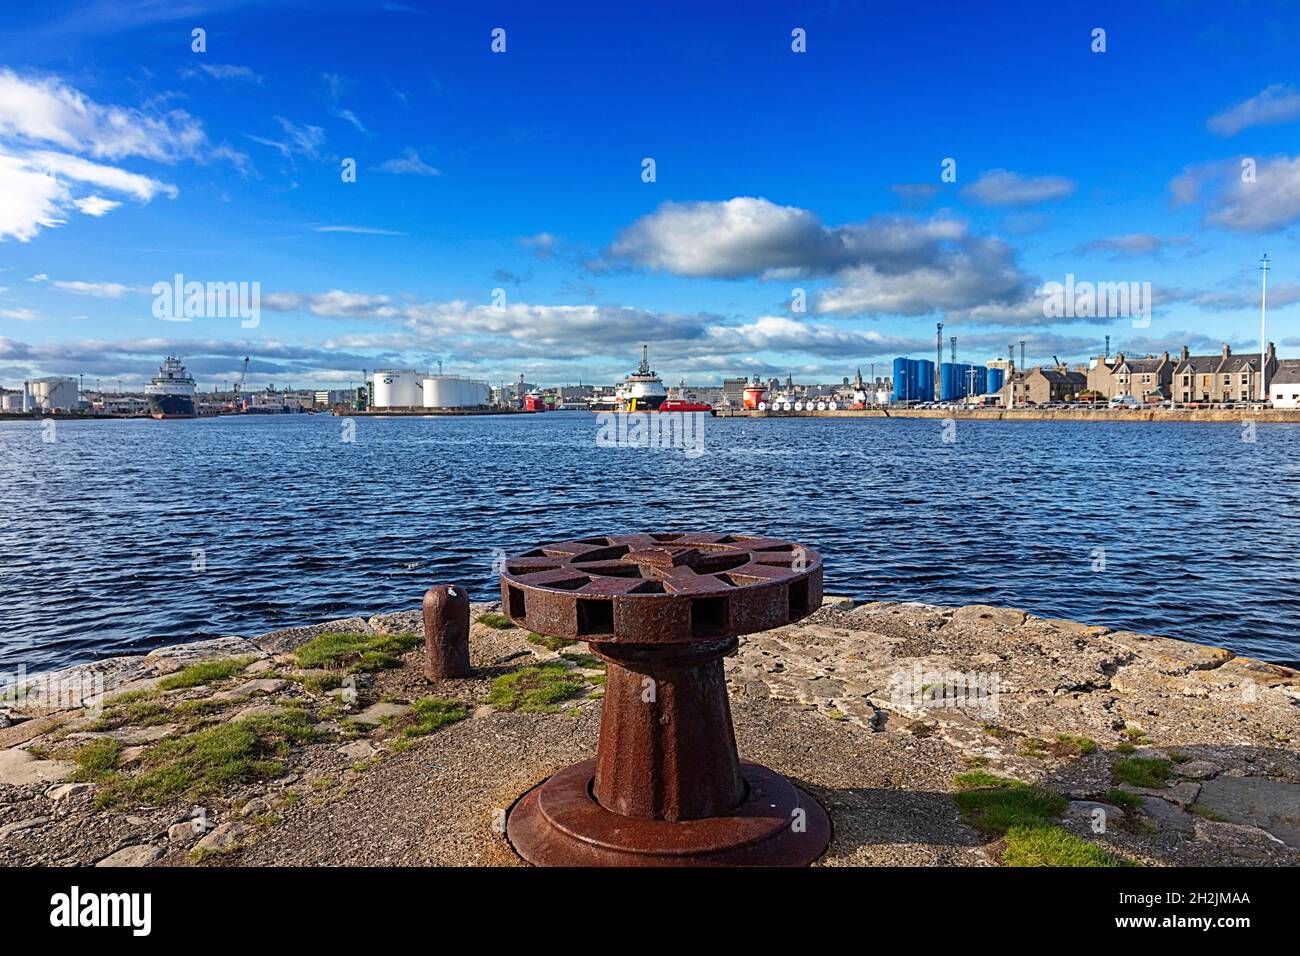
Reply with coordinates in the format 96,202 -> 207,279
1,413 -> 1297,673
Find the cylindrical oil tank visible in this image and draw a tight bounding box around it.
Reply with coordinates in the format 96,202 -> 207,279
28,377 -> 79,410
892,358 -> 908,402
939,363 -> 957,401
372,370 -> 424,407
422,375 -> 491,408
987,367 -> 1006,395
972,366 -> 988,396
1,392 -> 22,411
916,360 -> 935,402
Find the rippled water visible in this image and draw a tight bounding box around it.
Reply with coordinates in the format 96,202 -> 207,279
2,413 -> 1298,673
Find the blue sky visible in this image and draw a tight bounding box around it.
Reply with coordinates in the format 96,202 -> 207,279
1,0 -> 1298,389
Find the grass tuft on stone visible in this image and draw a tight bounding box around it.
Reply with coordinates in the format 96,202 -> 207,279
401,697 -> 468,737
63,738 -> 124,783
1104,787 -> 1143,810
96,708 -> 318,807
527,632 -> 576,652
476,612 -> 515,630
1112,757 -> 1173,789
1055,734 -> 1097,756
158,656 -> 257,691
952,770 -> 1131,867
1003,824 -> 1129,867
294,631 -> 419,672
486,663 -> 587,713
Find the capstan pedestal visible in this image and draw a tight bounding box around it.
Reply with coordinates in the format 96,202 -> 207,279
500,533 -> 832,866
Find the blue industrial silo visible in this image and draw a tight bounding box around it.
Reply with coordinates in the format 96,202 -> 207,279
892,357 -> 908,402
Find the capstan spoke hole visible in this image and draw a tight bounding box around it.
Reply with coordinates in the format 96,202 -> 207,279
576,598 -> 614,635
691,596 -> 728,637
507,585 -> 526,620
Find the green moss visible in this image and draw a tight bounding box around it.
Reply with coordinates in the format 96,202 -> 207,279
826,709 -> 846,722
1168,750 -> 1192,764
982,724 -> 1011,740
293,631 -> 418,672
158,657 -> 256,691
401,697 -> 468,737
527,632 -> 576,652
963,755 -> 989,768
1113,757 -> 1173,789
97,708 -> 318,806
476,612 -> 515,630
1115,741 -> 1137,755
1190,804 -> 1228,822
1004,825 -> 1130,867
486,663 -> 587,713
1104,787 -> 1143,810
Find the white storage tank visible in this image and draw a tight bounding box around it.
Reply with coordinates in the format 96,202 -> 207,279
28,377 -> 79,411
422,375 -> 490,408
372,370 -> 424,408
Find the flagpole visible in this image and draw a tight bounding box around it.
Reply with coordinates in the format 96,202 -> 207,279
1260,254 -> 1270,402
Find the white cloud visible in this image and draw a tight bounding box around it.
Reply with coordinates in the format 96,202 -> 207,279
314,225 -> 407,236
51,279 -> 137,298
246,117 -> 326,162
606,196 -> 1037,319
961,169 -> 1076,206
28,273 -> 47,282
72,194 -> 121,216
193,64 -> 264,84
1074,233 -> 1190,257
372,147 -> 440,176
0,69 -> 239,242
1,307 -> 39,321
1206,155 -> 1300,232
1208,85 -> 1300,136
332,108 -> 367,134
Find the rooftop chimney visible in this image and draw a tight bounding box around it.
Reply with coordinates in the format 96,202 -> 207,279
1180,345 -> 1190,363
1222,343 -> 1231,359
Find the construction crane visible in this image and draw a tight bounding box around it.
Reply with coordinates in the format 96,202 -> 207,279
234,356 -> 249,396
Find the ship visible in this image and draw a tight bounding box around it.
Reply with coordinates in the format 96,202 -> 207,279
615,345 -> 669,411
144,356 -> 198,419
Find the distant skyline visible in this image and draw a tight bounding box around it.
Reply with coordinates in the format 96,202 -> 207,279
2,0 -> 1300,389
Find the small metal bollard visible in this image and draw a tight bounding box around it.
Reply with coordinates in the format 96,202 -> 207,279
422,584 -> 471,681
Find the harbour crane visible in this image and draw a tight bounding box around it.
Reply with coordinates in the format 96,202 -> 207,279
234,356 -> 250,397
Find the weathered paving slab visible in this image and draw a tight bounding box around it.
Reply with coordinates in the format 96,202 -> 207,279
1194,776 -> 1300,849
0,749 -> 76,787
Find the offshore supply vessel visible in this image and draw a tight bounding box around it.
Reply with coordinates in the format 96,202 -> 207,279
144,356 -> 199,419
615,345 -> 670,411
